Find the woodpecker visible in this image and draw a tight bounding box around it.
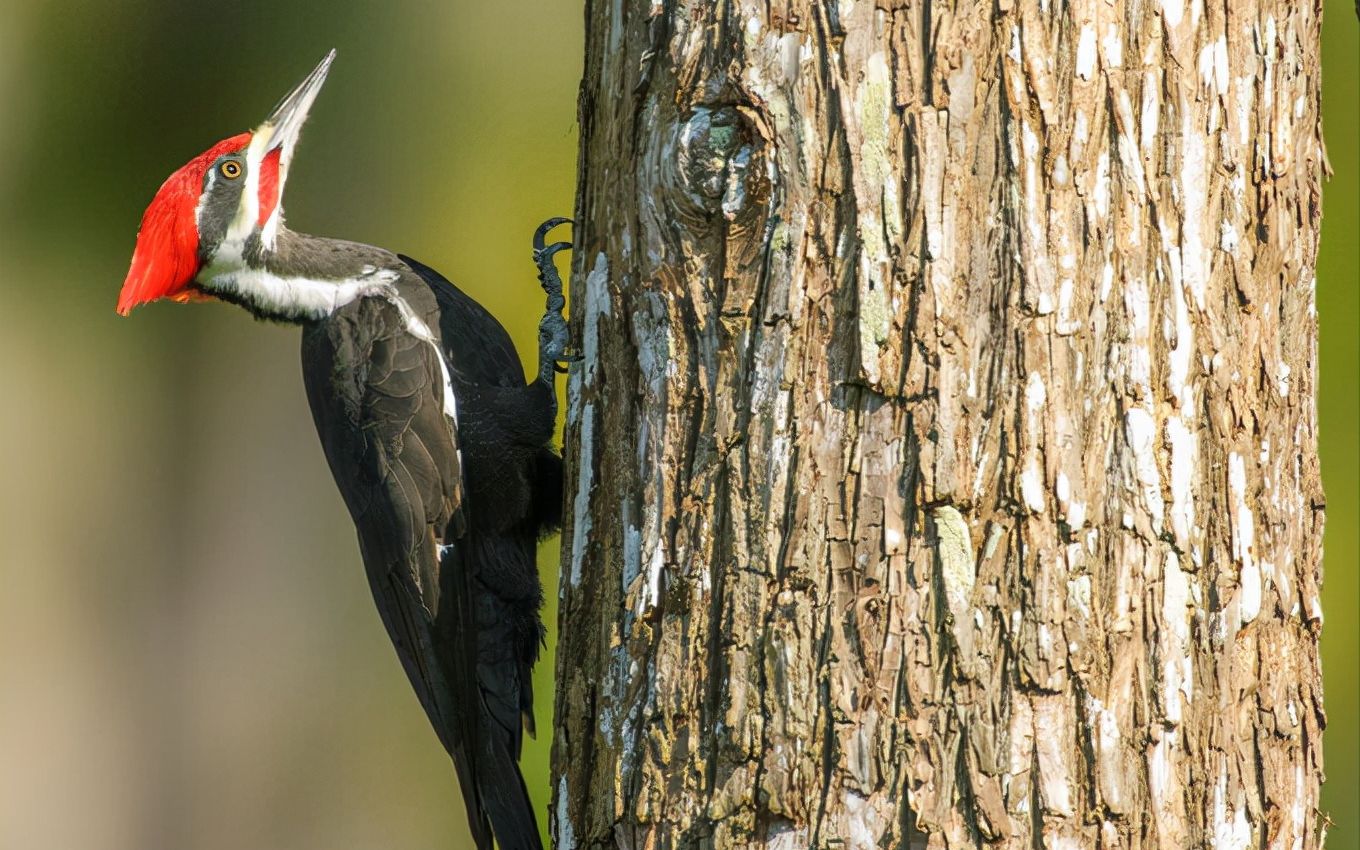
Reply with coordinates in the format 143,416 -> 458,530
116,50 -> 573,850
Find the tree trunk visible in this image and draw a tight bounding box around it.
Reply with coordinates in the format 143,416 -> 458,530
552,1 -> 1328,848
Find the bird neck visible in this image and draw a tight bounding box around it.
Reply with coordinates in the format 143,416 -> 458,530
197,226 -> 401,323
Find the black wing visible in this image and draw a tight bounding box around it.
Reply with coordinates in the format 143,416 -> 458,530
400,251 -> 560,711
400,253 -> 526,387
400,252 -> 560,535
301,291 -> 544,850
401,254 -> 559,846
299,296 -> 489,847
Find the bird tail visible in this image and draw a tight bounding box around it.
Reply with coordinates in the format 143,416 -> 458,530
473,720 -> 545,850
443,534 -> 545,850
447,717 -> 542,850
469,567 -> 544,850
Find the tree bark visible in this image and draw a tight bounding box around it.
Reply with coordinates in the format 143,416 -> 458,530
553,1 -> 1328,849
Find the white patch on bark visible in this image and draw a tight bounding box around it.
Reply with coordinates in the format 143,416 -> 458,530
764,822 -> 807,850
1220,219 -> 1239,251
623,520 -> 641,591
1022,372 -> 1048,512
1235,74 -> 1254,148
1067,498 -> 1087,530
1068,574 -> 1092,620
570,405 -> 595,589
1228,451 -> 1260,622
1240,557 -> 1262,624
1292,764 -> 1307,848
556,776 -> 576,850
1087,692 -> 1128,812
1166,418 -> 1197,551
1212,768 -> 1252,850
1094,151 -> 1111,221
1075,25 -> 1097,79
1140,71 -> 1160,160
1114,92 -> 1147,199
1198,36 -> 1229,95
1161,552 -> 1193,723
842,790 -> 881,850
1088,693 -> 1119,753
1161,0 -> 1184,27
1124,273 -> 1152,394
567,253 -> 612,588
1074,110 -> 1089,149
1179,118 -> 1209,311
1101,25 -> 1123,68
1025,370 -> 1047,410
1124,407 -> 1165,529
1035,696 -> 1075,816
1021,460 -> 1045,513
983,523 -> 1005,560
569,252 -> 612,425
1019,122 -> 1055,314
1148,733 -> 1183,830
640,543 -> 666,612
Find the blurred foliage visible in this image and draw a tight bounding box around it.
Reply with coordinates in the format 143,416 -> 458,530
0,1 -> 577,848
1317,3 -> 1358,846
0,1 -> 1352,849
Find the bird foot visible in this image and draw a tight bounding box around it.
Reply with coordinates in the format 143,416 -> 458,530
533,217 -> 580,384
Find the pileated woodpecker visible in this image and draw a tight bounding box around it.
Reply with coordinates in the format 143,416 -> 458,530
116,50 -> 572,850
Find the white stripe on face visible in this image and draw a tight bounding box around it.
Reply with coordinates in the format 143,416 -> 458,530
219,132 -> 267,250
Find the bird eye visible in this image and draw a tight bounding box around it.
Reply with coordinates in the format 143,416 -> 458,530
220,160 -> 242,179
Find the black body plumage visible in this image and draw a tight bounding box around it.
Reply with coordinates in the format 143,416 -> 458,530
298,243 -> 558,850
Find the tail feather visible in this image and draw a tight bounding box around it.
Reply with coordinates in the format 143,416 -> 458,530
440,533 -> 544,850
449,739 -> 495,850
447,712 -> 541,850
475,715 -> 545,850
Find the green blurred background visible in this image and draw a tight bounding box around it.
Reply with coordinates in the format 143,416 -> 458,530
0,2 -> 576,848
0,2 -> 1352,849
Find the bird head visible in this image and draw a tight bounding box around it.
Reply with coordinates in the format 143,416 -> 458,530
116,50 -> 336,316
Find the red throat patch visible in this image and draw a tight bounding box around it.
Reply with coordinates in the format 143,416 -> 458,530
116,133 -> 251,316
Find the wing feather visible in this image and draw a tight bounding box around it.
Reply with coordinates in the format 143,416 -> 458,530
300,296 -> 494,847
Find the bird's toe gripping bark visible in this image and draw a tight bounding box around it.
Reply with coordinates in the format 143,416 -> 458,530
533,217 -> 580,384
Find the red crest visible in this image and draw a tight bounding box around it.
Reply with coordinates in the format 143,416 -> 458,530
116,133 -> 251,315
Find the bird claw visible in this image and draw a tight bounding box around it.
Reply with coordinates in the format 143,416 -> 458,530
533,217 -> 573,253
533,241 -> 572,269
533,218 -> 576,385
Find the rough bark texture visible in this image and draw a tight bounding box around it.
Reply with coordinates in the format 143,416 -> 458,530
553,1 -> 1328,849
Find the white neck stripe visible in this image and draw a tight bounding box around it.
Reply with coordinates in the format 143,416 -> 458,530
200,263 -> 397,322
200,264 -> 460,425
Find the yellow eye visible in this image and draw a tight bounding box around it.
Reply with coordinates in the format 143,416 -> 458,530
220,160 -> 242,179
